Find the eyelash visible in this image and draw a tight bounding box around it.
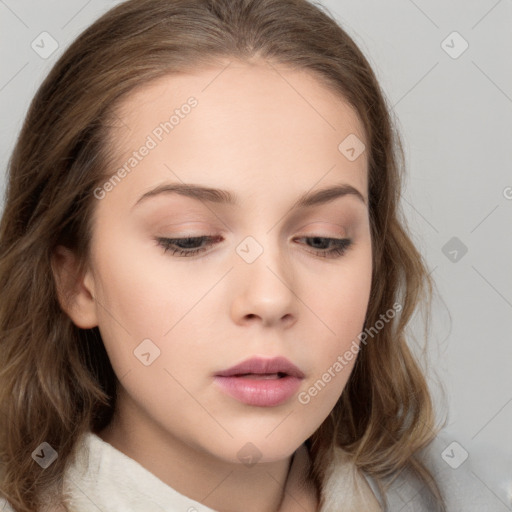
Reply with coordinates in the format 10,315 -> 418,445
155,235 -> 353,259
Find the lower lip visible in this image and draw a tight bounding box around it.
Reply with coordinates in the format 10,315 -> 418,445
213,375 -> 303,407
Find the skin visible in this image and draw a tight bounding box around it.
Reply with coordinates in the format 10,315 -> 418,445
53,58 -> 373,512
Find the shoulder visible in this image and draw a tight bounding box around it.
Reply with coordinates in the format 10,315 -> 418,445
0,494 -> 68,511
363,429 -> 512,512
320,446 -> 382,512
0,498 -> 66,512
418,429 -> 512,511
322,444 -> 437,511
0,497 -> 14,511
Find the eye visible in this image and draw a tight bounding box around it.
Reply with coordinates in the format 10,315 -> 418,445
295,236 -> 353,258
156,235 -> 352,259
155,235 -> 221,257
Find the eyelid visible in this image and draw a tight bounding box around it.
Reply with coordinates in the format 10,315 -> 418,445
295,223 -> 347,239
156,221 -> 217,231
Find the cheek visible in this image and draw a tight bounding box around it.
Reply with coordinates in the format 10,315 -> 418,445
90,229 -> 226,384
298,268 -> 371,421
318,249 -> 372,340
92,230 -> 187,327
307,245 -> 372,386
89,234 -> 182,370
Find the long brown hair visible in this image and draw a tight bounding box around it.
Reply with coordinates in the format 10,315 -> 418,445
0,0 -> 447,510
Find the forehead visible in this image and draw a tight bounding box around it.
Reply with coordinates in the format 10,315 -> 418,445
102,59 -> 368,207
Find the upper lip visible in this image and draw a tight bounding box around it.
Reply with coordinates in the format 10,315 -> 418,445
215,356 -> 305,378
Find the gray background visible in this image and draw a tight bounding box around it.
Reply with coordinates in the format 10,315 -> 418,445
1,0 -> 511,508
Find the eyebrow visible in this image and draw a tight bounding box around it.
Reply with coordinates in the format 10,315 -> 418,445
132,182 -> 367,211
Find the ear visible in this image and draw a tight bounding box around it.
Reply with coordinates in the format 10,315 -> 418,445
51,245 -> 98,329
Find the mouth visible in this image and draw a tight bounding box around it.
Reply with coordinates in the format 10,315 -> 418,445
214,357 -> 304,407
235,372 -> 288,379
215,356 -> 305,379
213,373 -> 303,407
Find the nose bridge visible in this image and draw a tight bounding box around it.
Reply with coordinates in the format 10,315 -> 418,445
230,231 -> 297,325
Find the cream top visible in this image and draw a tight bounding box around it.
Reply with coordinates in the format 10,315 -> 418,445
3,429 -> 505,511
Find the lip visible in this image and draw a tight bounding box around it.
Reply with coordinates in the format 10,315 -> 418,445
214,356 -> 305,407
215,356 -> 305,379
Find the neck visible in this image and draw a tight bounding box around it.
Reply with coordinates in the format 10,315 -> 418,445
97,392 -> 319,512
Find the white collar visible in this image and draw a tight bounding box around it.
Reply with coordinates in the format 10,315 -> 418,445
60,431 -> 383,512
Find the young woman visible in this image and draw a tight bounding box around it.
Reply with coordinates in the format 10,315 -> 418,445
0,0 -> 448,510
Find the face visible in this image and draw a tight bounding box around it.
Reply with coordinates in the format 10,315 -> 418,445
79,59 -> 372,464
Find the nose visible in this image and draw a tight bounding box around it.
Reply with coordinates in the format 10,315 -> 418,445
229,237 -> 298,329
